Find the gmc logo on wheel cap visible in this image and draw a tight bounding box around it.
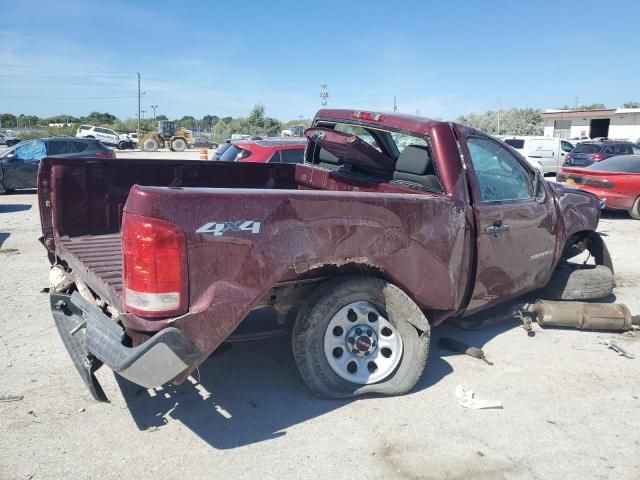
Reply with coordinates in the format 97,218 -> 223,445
196,221 -> 261,236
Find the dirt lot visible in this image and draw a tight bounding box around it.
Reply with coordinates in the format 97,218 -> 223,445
1,191 -> 639,480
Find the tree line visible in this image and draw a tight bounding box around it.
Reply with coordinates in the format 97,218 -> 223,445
0,105 -> 312,143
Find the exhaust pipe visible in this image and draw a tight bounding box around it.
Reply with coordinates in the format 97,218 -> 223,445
531,300 -> 639,331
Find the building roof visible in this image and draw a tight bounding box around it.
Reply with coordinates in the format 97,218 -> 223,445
543,108 -> 640,119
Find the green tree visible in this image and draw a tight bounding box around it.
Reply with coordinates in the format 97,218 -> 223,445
457,108 -> 543,135
622,101 -> 640,108
0,113 -> 17,128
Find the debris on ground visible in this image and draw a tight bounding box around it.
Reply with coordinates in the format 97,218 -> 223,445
438,337 -> 493,365
531,300 -> 639,331
599,339 -> 634,359
0,394 -> 23,403
455,385 -> 503,410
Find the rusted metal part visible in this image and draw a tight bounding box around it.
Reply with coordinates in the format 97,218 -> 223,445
438,337 -> 493,365
531,300 -> 635,331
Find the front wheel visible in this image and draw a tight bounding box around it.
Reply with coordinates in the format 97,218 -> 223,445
143,139 -> 159,152
292,276 -> 430,398
171,138 -> 186,152
117,141 -> 128,150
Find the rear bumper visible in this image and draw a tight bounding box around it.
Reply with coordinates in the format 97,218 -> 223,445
50,291 -> 202,402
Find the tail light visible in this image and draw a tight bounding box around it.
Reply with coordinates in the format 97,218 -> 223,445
96,150 -> 115,159
123,213 -> 188,317
585,177 -> 614,189
353,111 -> 385,122
589,153 -> 606,161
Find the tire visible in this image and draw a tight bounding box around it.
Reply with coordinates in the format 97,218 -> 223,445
292,276 -> 430,399
172,138 -> 186,152
540,264 -> 614,300
6,140 -> 17,147
630,197 -> 640,220
143,139 -> 159,152
117,141 -> 127,150
0,182 -> 6,195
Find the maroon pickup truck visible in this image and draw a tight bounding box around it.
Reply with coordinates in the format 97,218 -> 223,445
38,109 -> 614,401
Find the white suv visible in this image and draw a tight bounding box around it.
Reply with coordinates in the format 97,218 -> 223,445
76,125 -> 132,150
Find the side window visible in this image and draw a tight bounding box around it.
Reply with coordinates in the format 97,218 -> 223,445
280,148 -> 304,164
47,140 -> 69,155
267,151 -> 282,163
603,146 -> 614,154
467,137 -> 534,202
334,124 -> 381,151
15,140 -> 47,161
561,141 -> 574,152
633,145 -> 640,154
68,141 -> 88,153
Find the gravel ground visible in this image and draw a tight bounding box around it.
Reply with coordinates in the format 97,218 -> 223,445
1,191 -> 639,480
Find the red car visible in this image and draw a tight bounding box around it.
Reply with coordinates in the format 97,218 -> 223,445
557,154 -> 640,219
218,137 -> 306,164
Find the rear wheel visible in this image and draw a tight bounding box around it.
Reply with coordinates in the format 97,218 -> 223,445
143,139 -> 159,152
630,197 -> 640,220
292,276 -> 430,398
117,141 -> 128,150
172,138 -> 186,152
540,233 -> 614,300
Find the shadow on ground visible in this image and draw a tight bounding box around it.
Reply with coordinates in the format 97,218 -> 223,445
0,203 -> 31,213
115,306 -> 530,449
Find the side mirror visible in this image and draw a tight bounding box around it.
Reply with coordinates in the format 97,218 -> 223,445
5,153 -> 17,161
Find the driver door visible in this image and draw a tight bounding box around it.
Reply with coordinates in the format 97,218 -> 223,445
2,140 -> 46,189
461,134 -> 558,313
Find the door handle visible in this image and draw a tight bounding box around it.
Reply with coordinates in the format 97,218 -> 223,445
485,220 -> 509,236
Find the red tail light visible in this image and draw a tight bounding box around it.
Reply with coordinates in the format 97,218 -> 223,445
353,111 -> 385,122
96,150 -> 115,159
585,177 -> 614,189
589,153 -> 606,161
122,213 -> 188,317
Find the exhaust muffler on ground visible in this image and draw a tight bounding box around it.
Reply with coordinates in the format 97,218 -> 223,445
529,300 -> 639,331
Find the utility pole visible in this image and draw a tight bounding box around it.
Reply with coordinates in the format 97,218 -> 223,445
574,96 -> 579,110
497,100 -> 502,135
150,105 -> 158,121
320,83 -> 329,107
137,72 -> 141,132
394,96 -> 398,112
141,110 -> 146,120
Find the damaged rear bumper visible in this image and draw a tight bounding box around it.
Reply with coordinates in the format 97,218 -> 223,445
50,291 -> 201,402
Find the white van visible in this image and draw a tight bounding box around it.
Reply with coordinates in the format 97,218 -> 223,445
502,136 -> 574,174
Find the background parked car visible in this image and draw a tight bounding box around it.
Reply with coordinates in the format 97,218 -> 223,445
502,136 -> 574,174
0,132 -> 21,147
76,125 -> 132,150
219,137 -> 306,163
127,132 -> 138,146
193,137 -> 219,149
0,137 -> 114,194
557,154 -> 640,219
210,140 -> 232,160
564,140 -> 640,167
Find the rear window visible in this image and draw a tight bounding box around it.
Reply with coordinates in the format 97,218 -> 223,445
280,148 -> 304,164
220,144 -> 251,162
215,143 -> 232,155
573,144 -> 601,154
585,155 -> 640,173
504,139 -> 525,149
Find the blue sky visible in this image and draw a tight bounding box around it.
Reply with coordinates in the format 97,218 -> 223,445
1,0 -> 639,121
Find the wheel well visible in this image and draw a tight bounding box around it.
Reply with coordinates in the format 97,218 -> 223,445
562,230 -> 613,271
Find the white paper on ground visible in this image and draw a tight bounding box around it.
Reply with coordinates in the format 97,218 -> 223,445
455,384 -> 503,410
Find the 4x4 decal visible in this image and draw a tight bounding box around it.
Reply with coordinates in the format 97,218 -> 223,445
196,221 -> 261,236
